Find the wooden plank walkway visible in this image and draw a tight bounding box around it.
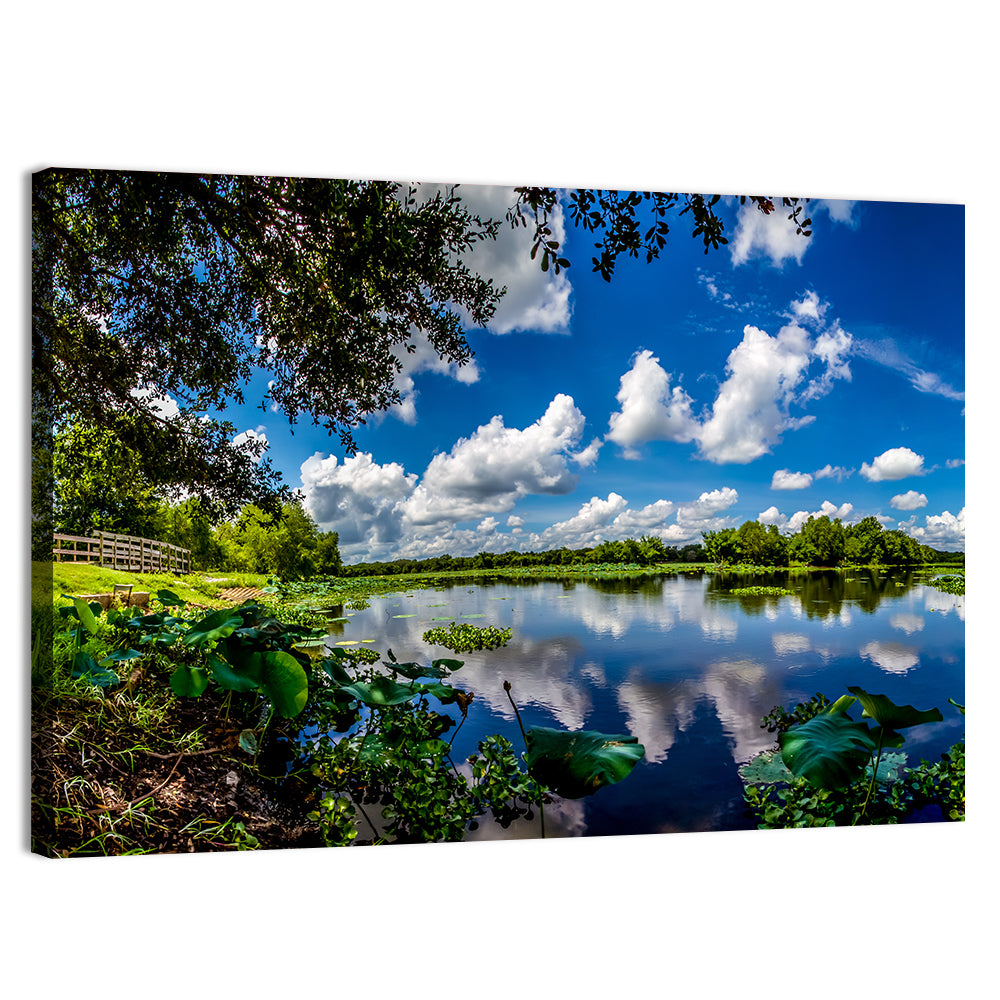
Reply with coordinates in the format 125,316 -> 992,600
215,587 -> 264,604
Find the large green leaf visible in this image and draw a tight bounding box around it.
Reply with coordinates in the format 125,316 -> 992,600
780,713 -> 877,789
72,597 -> 99,635
71,650 -> 119,688
259,651 -> 309,718
169,663 -> 210,698
182,608 -> 245,647
846,687 -> 943,731
339,676 -> 418,708
524,727 -> 646,799
206,653 -> 260,693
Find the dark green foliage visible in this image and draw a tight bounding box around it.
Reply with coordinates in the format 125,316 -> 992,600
929,574 -> 965,595
745,687 -> 961,827
34,169 -> 504,520
523,727 -> 646,799
760,692 -> 832,734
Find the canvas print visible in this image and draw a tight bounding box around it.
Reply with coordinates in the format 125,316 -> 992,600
31,170 -> 965,856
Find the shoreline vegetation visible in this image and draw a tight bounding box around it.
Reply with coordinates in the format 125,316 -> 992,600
32,556 -> 964,857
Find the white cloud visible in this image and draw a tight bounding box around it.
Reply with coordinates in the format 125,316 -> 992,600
946,458 -> 965,469
890,490 -> 928,511
786,500 -> 855,533
788,290 -> 827,325
300,451 -> 417,549
860,446 -> 926,481
814,463 -> 853,481
860,640 -> 920,675
906,507 -> 965,551
730,199 -> 858,267
694,323 -> 816,463
572,437 -> 603,467
606,349 -> 698,457
757,505 -> 786,527
771,469 -> 813,490
730,201 -> 812,267
421,183 -> 572,336
404,393 -> 587,525
231,426 -> 269,463
506,515 -> 524,529
605,299 -> 854,465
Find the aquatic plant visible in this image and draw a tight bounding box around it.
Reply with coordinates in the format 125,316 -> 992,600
422,621 -> 513,652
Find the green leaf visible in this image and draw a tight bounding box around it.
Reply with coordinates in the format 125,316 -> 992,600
206,653 -> 260,693
182,608 -> 244,647
259,651 -> 309,718
846,686 -> 943,731
432,658 -> 465,672
524,727 -> 646,799
73,597 -> 99,635
780,713 -> 876,789
169,663 -> 210,698
156,589 -> 185,607
99,648 -> 144,665
71,650 -> 119,687
339,676 -> 417,708
239,729 -> 258,755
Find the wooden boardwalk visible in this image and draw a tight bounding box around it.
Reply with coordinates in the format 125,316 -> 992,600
53,531 -> 192,574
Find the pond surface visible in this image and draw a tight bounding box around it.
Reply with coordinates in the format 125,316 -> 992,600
323,569 -> 965,840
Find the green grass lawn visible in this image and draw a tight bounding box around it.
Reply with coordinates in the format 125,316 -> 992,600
41,563 -> 269,607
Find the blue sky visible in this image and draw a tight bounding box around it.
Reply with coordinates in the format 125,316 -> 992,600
221,187 -> 965,563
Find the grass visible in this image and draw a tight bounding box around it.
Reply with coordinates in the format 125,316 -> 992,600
45,563 -> 269,606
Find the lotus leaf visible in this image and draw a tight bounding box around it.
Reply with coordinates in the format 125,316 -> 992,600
779,713 -> 876,789
339,676 -> 419,708
182,608 -> 245,647
524,727 -> 646,799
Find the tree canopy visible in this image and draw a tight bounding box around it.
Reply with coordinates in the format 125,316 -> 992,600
33,170 -> 505,523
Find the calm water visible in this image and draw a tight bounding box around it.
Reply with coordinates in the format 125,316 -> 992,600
322,569 -> 965,839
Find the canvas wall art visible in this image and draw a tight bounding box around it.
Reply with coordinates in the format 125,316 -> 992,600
31,170 -> 965,856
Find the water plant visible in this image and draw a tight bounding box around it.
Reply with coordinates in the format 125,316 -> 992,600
422,620 -> 513,652
743,686 -> 962,827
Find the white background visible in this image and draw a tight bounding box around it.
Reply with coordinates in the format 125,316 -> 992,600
4,3 -> 995,995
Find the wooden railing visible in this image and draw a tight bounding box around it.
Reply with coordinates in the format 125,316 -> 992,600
53,531 -> 192,574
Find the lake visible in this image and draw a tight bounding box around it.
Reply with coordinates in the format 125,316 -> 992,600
321,569 -> 965,840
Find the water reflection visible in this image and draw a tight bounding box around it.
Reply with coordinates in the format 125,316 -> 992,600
323,569 -> 963,838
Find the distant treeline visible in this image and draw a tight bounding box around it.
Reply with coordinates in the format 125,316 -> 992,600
702,515 -> 964,568
339,537 -> 707,577
341,516 -> 963,578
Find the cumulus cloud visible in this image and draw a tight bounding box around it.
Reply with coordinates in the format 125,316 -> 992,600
860,446 -> 926,481
300,451 -> 417,549
521,487 -> 737,552
946,458 -> 965,469
890,490 -> 928,511
404,393 -> 587,525
786,500 -> 854,533
231,426 -> 269,463
605,295 -> 856,465
419,183 -> 572,335
788,290 -> 827,325
730,199 -> 858,267
606,350 -> 698,457
906,507 -> 965,551
693,323 -> 817,463
757,505 -> 785,527
771,469 -> 813,490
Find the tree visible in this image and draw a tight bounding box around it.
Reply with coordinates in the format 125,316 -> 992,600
216,502 -> 340,579
788,515 -> 846,567
33,170 -> 505,521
